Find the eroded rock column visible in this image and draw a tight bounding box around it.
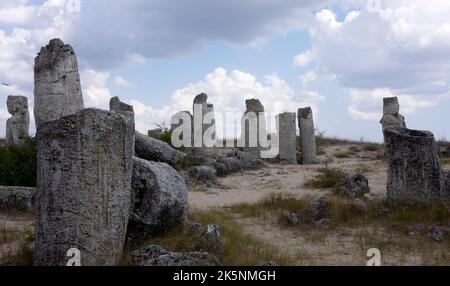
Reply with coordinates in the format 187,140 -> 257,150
34,38 -> 84,129
193,93 -> 216,148
380,97 -> 406,132
34,108 -> 134,266
6,96 -> 29,145
298,107 -> 317,164
384,128 -> 443,206
276,112 -> 297,164
241,99 -> 266,158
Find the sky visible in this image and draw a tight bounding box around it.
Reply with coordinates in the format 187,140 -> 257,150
1,0 -> 450,143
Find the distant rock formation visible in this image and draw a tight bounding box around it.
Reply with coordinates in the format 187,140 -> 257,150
6,96 -> 29,145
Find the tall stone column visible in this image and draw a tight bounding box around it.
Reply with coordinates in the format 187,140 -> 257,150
298,107 -> 317,164
6,96 -> 29,145
192,93 -> 215,148
380,97 -> 406,132
241,99 -> 266,158
385,128 -> 443,206
34,108 -> 134,266
34,38 -> 84,130
276,112 -> 297,164
171,111 -> 193,148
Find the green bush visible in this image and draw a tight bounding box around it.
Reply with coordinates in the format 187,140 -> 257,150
0,138 -> 37,187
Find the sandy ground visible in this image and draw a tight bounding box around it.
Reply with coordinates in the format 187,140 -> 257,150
0,212 -> 34,260
189,144 -> 387,210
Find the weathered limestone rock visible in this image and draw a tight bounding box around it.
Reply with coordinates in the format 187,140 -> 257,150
380,97 -> 406,132
171,111 -> 193,147
193,93 -> 216,148
0,186 -> 34,211
298,107 -> 317,164
34,108 -> 134,266
227,150 -> 263,169
307,195 -> 329,220
135,131 -> 186,167
109,96 -> 134,121
241,99 -> 267,158
129,157 -> 187,238
6,96 -> 30,145
132,245 -> 221,266
276,112 -> 297,164
336,174 -> 370,198
34,39 -> 84,129
187,165 -> 218,187
384,128 -> 444,206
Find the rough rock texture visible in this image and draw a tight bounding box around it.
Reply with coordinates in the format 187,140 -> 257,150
187,165 -> 218,187
109,96 -> 134,120
6,96 -> 30,145
135,131 -> 186,167
380,97 -> 406,132
193,93 -> 215,148
298,107 -> 317,164
242,99 -> 266,158
227,150 -> 263,169
171,111 -> 193,148
0,186 -> 34,211
129,157 -> 188,238
428,226 -> 448,242
307,195 -> 330,220
384,128 -> 445,206
216,157 -> 243,174
34,108 -> 134,266
34,39 -> 84,129
276,112 -> 297,164
132,245 -> 221,266
336,174 -> 370,198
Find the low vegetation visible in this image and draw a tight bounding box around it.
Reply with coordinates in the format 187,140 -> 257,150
304,167 -> 347,189
0,137 -> 37,187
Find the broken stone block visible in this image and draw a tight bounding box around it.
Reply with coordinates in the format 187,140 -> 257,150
34,39 -> 84,129
6,96 -> 30,145
128,157 -> 188,238
135,131 -> 186,167
241,99 -> 267,158
34,108 -> 134,266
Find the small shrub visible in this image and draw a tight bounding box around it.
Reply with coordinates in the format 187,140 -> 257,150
304,167 -> 347,189
0,137 -> 36,187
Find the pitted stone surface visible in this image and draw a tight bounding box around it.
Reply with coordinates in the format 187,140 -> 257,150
276,112 -> 297,164
6,96 -> 30,145
135,131 -> 186,167
34,39 -> 84,129
298,107 -> 317,164
242,99 -> 266,158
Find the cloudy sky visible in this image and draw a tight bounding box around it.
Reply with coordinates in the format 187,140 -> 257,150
1,0 -> 449,142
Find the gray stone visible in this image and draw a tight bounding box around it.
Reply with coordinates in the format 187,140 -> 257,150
6,96 -> 29,145
384,128 -> 445,206
0,186 -> 34,211
188,223 -> 223,252
241,99 -> 267,158
206,160 -> 228,177
109,96 -> 134,120
132,245 -> 221,266
135,131 -> 186,167
428,226 -> 448,242
34,108 -> 134,266
276,112 -> 297,164
380,97 -> 406,132
34,39 -> 84,129
193,93 -> 216,148
216,157 -> 243,174
171,111 -> 193,147
187,165 -> 217,186
286,211 -> 299,225
298,107 -> 318,165
227,150 -> 263,169
336,174 -> 370,198
129,157 -> 188,238
307,195 -> 330,220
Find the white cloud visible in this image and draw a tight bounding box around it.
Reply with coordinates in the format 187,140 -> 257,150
300,1 -> 450,121
299,70 -> 317,86
114,76 -> 132,87
80,68 -> 113,109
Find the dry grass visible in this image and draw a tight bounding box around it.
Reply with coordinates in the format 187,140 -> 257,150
441,158 -> 450,165
122,209 -> 293,266
0,227 -> 34,266
304,167 -> 347,189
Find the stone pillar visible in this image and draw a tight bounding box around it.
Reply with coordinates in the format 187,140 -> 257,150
380,97 -> 406,132
385,128 -> 444,206
192,93 -> 215,148
6,96 -> 29,145
241,99 -> 266,158
34,38 -> 84,130
298,107 -> 317,164
34,108 -> 134,266
171,111 -> 193,148
276,112 -> 297,164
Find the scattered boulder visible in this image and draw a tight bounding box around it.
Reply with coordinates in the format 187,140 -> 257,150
34,108 -> 134,266
0,186 -> 35,211
135,131 -> 186,167
380,97 -> 406,132
336,174 -> 370,198
34,39 -> 84,129
187,165 -> 218,187
307,195 -> 330,220
132,245 -> 221,266
216,157 -> 243,174
206,160 -> 228,177
428,226 -> 449,242
6,96 -> 30,145
129,157 -> 188,238
227,150 -> 263,169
